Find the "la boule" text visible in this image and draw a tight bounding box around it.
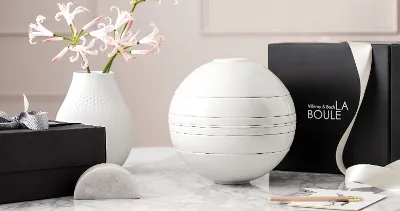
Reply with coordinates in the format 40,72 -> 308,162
307,101 -> 348,120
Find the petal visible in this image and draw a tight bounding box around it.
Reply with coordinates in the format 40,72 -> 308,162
125,20 -> 133,32
82,15 -> 102,31
29,38 -> 37,44
80,36 -> 87,46
110,6 -> 121,15
119,41 -> 134,46
55,12 -> 63,21
52,47 -> 69,62
80,50 -> 89,69
118,46 -> 133,61
108,46 -> 118,57
32,15 -> 54,36
85,49 -> 98,56
57,3 -> 65,12
98,38 -> 109,51
29,23 -> 39,31
28,32 -> 37,44
122,31 -> 133,41
69,49 -> 80,62
114,31 -> 122,40
121,21 -> 133,38
92,37 -> 109,51
131,49 -> 149,55
42,37 -> 64,43
148,23 -> 159,37
94,18 -> 114,35
152,46 -> 161,54
113,10 -> 133,30
100,43 -> 108,51
99,17 -> 113,28
36,15 -> 46,24
85,38 -> 97,49
66,2 -> 73,12
29,32 -> 50,37
71,21 -> 78,34
147,46 -> 159,54
129,30 -> 141,42
71,6 -> 89,19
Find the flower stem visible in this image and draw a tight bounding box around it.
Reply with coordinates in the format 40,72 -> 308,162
120,0 -> 146,37
77,29 -> 84,37
69,24 -> 75,37
103,0 -> 145,73
103,54 -> 117,73
86,65 -> 91,73
53,34 -> 74,42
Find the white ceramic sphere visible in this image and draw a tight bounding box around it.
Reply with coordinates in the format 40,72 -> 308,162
169,58 -> 295,184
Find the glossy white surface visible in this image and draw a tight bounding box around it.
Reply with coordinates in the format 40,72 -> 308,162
169,59 -> 295,184
170,131 -> 294,153
168,114 -> 297,126
177,149 -> 289,184
2,148 -> 399,211
174,59 -> 290,98
170,123 -> 296,136
169,95 -> 295,118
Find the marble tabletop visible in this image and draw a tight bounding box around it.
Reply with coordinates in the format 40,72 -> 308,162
1,148 -> 400,211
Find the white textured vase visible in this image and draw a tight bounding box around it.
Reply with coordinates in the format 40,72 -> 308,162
56,71 -> 134,165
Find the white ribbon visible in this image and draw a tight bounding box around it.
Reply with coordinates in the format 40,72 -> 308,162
337,42 -> 400,191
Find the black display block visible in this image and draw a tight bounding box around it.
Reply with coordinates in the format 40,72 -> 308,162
268,43 -> 400,174
0,123 -> 106,204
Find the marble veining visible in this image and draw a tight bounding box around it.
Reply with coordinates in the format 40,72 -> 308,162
1,148 -> 400,211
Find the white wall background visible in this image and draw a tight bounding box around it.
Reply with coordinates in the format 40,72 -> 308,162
0,0 -> 399,146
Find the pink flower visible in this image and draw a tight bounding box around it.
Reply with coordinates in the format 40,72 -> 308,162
107,31 -> 139,61
131,23 -> 164,55
69,37 -> 98,69
89,17 -> 115,51
55,2 -> 89,34
110,6 -> 134,30
29,15 -> 54,44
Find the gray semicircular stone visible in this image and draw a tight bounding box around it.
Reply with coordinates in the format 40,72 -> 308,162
74,163 -> 140,200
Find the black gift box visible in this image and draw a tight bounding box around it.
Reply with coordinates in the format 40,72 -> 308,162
268,43 -> 400,174
0,123 -> 106,204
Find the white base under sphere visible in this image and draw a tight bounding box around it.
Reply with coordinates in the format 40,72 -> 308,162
169,58 -> 295,184
177,150 -> 289,184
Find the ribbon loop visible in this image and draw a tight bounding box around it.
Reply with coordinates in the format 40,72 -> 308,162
346,162 -> 400,190
338,42 -> 400,191
0,95 -> 48,130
